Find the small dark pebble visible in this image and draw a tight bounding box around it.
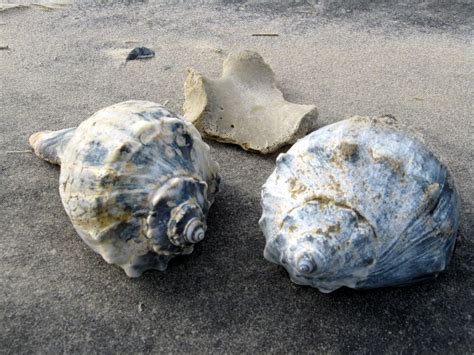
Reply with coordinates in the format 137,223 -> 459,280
126,47 -> 155,61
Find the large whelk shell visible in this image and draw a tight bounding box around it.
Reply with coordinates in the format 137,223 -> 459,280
30,100 -> 220,277
260,116 -> 459,293
183,50 -> 318,153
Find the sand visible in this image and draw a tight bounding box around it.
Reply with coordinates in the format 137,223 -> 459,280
0,1 -> 473,353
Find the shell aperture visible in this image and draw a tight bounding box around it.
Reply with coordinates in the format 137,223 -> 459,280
30,100 -> 220,277
260,116 -> 459,293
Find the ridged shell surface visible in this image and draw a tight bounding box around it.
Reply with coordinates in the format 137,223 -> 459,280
31,100 -> 220,277
260,116 -> 459,293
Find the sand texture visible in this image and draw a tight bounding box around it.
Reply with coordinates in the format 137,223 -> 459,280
0,1 -> 473,353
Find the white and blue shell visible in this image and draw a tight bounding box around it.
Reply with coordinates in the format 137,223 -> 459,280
30,100 -> 220,277
260,116 -> 459,293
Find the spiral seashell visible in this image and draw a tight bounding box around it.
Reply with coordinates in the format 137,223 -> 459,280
30,100 -> 220,277
260,116 -> 459,293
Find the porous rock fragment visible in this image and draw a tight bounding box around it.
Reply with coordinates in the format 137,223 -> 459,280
184,50 -> 318,153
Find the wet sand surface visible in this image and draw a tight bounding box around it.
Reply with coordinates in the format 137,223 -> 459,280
1,1 -> 473,353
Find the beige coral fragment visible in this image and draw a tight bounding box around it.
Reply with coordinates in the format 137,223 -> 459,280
183,50 -> 318,153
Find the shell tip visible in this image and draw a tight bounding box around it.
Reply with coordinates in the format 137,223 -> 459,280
29,131 -> 47,149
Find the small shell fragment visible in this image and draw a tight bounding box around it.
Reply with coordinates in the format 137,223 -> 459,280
183,50 -> 318,153
126,47 -> 155,61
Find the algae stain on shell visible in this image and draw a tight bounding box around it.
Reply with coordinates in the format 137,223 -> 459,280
30,100 -> 220,277
260,115 -> 459,293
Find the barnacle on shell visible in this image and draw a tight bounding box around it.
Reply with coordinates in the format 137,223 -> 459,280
260,116 -> 459,292
30,100 -> 220,277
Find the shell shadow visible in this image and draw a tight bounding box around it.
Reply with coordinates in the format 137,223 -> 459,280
49,138 -> 471,352
123,153 -> 471,352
